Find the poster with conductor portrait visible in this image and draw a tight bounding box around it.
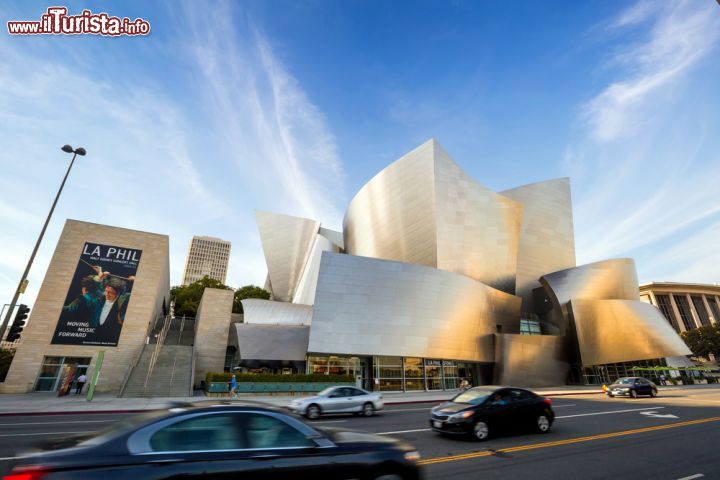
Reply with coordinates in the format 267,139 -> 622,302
51,242 -> 142,346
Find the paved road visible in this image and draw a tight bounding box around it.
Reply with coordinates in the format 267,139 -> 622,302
1,387 -> 719,479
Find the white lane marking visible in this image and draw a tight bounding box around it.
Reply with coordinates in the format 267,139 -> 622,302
376,428 -> 431,435
556,407 -> 665,419
0,456 -> 18,460
0,420 -> 113,426
552,404 -> 576,408
0,431 -> 94,437
677,474 -> 704,480
640,411 -> 678,419
312,420 -> 347,424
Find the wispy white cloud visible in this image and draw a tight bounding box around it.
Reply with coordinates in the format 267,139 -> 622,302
570,0 -> 720,283
0,1 -> 346,311
181,2 -> 345,227
583,1 -> 720,142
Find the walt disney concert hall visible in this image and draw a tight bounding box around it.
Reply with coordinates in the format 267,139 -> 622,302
233,139 -> 691,390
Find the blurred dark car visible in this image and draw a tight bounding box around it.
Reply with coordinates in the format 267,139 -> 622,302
606,377 -> 658,398
4,402 -> 421,480
429,387 -> 554,441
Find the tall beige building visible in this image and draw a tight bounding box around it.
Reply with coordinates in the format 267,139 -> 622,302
181,236 -> 231,285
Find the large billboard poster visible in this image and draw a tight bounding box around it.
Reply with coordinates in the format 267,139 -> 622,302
51,242 -> 142,346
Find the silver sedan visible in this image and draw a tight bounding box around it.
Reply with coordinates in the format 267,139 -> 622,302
288,386 -> 384,419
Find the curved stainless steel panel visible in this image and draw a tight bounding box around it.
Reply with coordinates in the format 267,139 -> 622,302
256,211 -> 320,302
540,258 -> 639,334
494,334 -> 569,387
293,234 -> 340,305
501,178 -> 576,312
433,143 -> 522,293
242,299 -> 313,325
308,252 -> 522,362
343,140 -> 438,269
232,323 -> 310,361
569,299 -> 691,365
343,139 -> 522,293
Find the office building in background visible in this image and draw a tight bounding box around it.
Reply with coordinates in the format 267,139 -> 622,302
181,236 -> 231,285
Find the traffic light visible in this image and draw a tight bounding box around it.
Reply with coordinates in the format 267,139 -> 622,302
6,304 -> 29,342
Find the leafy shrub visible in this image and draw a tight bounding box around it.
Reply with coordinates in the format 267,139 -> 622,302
205,372 -> 355,384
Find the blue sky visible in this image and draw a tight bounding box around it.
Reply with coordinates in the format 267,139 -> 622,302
1,0 -> 719,309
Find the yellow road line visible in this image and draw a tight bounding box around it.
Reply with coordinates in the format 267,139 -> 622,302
418,416 -> 720,466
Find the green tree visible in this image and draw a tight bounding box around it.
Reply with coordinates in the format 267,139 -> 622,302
0,348 -> 15,382
233,285 -> 271,313
680,324 -> 720,359
171,276 -> 232,317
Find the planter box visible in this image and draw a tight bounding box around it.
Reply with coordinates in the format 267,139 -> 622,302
206,381 -> 355,396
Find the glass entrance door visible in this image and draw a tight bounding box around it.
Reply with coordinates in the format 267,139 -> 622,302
34,356 -> 91,392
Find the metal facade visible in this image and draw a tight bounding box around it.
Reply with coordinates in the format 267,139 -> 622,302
308,251 -> 521,362
569,299 -> 691,365
255,211 -> 320,302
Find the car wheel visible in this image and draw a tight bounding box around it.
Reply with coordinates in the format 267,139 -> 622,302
650,389 -> 657,398
472,421 -> 490,441
630,390 -> 637,399
607,393 -> 615,398
536,414 -> 551,433
306,404 -> 321,420
362,402 -> 375,417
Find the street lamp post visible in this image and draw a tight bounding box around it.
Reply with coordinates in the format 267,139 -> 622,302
0,145 -> 86,341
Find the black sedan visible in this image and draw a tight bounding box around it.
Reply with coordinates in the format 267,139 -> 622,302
606,377 -> 658,398
429,387 -> 554,441
5,401 -> 421,480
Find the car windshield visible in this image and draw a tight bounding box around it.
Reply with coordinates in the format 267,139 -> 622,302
615,378 -> 635,385
317,387 -> 337,397
77,410 -> 171,447
452,388 -> 495,405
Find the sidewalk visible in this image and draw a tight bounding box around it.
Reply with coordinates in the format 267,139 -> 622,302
1,384 -> 717,416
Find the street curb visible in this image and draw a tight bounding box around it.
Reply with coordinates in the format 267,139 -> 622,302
0,391 -> 606,416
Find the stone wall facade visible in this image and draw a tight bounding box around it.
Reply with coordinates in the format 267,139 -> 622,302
0,219 -> 169,394
194,288 -> 233,385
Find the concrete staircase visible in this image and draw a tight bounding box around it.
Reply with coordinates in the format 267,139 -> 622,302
121,345 -> 193,397
121,317 -> 196,397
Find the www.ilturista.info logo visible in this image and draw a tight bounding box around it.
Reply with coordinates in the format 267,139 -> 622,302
7,7 -> 150,36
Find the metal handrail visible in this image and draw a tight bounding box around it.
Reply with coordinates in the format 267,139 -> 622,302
118,343 -> 146,397
144,314 -> 171,388
168,355 -> 178,396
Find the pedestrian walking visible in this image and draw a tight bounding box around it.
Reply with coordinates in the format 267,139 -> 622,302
459,378 -> 470,391
75,373 -> 87,394
230,374 -> 238,398
659,373 -> 666,386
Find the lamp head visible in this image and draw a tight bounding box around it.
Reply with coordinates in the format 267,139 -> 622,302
75,147 -> 86,156
61,145 -> 74,153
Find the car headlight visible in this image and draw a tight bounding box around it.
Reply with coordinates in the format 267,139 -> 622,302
404,451 -> 421,462
447,411 -> 473,423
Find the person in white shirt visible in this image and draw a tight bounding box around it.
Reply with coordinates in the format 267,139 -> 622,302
75,373 -> 88,394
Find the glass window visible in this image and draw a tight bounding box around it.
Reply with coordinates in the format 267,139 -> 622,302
655,295 -> 679,331
674,296 -> 695,330
244,414 -> 314,449
404,357 -> 424,391
150,413 -> 245,452
425,364 -> 442,391
707,297 -> 720,324
691,296 -> 710,326
520,319 -> 542,335
510,389 -> 534,401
